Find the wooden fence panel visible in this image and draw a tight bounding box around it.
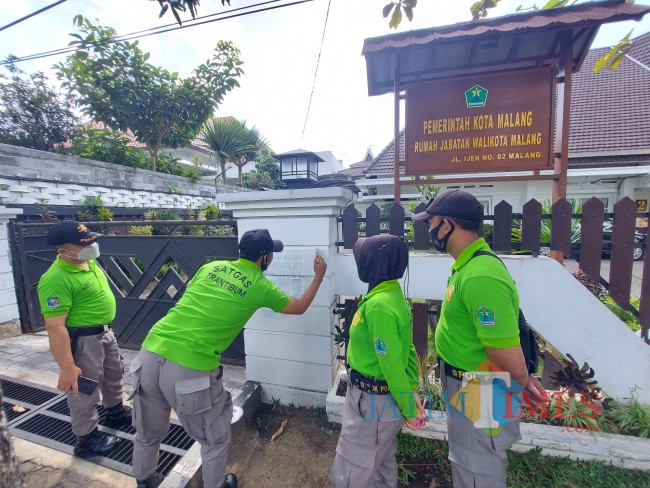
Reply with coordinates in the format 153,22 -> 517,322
493,200 -> 513,252
342,203 -> 358,250
521,199 -> 542,254
638,236 -> 650,341
550,198 -> 572,257
413,202 -> 430,251
412,302 -> 429,361
609,197 -> 636,310
366,203 -> 381,237
579,197 -> 604,283
389,204 -> 405,237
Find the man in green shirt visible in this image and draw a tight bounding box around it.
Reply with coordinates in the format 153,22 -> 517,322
37,221 -> 132,458
413,190 -> 546,488
132,229 -> 327,488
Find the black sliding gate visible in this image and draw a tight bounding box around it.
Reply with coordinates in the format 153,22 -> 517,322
9,221 -> 244,362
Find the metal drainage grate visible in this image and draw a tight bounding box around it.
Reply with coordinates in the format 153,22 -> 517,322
0,377 -> 59,406
2,375 -> 195,477
2,401 -> 31,423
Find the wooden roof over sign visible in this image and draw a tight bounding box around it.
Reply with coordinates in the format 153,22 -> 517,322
362,0 -> 650,97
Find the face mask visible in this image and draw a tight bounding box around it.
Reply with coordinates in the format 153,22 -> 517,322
429,219 -> 454,253
70,242 -> 100,261
261,255 -> 268,272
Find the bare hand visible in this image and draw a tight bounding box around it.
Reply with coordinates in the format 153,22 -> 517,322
405,393 -> 428,430
313,254 -> 327,278
58,365 -> 82,396
524,375 -> 548,407
405,411 -> 427,430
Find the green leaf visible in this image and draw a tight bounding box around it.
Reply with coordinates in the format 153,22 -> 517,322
171,6 -> 183,25
389,5 -> 402,29
383,2 -> 394,19
594,47 -> 618,73
159,4 -> 169,18
404,5 -> 413,21
404,0 -> 417,7
608,48 -> 629,70
541,0 -> 566,9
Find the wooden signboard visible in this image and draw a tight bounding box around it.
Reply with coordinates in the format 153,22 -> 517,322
405,68 -> 555,175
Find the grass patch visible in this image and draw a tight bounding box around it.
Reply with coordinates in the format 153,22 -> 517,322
396,434 -> 650,488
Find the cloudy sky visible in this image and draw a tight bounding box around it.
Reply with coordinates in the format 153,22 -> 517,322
2,0 -> 649,166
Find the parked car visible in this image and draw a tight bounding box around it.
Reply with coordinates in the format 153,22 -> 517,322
570,219 -> 645,261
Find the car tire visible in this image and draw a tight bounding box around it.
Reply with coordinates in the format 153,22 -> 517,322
633,246 -> 645,261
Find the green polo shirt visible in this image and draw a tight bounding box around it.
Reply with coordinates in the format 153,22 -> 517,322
435,238 -> 520,372
347,280 -> 419,420
37,256 -> 116,327
143,258 -> 290,371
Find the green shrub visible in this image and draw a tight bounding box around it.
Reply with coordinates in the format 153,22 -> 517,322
183,166 -> 202,181
601,297 -> 641,332
96,207 -> 113,221
129,225 -> 153,236
608,390 -> 650,438
202,203 -> 220,219
204,225 -> 235,237
546,393 -> 600,431
65,125 -> 149,169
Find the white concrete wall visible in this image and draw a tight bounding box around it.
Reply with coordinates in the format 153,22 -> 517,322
217,188 -> 354,407
0,143 -> 247,209
0,208 -> 23,323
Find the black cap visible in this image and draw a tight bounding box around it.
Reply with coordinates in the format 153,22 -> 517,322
46,221 -> 102,246
412,190 -> 483,223
239,229 -> 284,259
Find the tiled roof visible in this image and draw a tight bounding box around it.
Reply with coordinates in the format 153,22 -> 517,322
366,33 -> 650,176
365,129 -> 405,176
337,160 -> 373,177
569,32 -> 650,154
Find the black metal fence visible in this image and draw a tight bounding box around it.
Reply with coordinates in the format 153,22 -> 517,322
9,219 -> 245,362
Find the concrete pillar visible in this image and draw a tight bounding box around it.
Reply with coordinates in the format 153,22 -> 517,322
216,188 -> 353,407
0,207 -> 23,325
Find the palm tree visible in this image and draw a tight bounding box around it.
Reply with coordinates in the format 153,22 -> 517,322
199,117 -> 269,186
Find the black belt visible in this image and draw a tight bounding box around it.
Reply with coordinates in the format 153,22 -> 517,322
67,324 -> 111,354
438,358 -> 468,379
349,369 -> 390,395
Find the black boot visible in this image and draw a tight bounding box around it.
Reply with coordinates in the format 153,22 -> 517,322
223,473 -> 238,488
74,428 -> 119,457
136,472 -> 165,488
105,403 -> 133,427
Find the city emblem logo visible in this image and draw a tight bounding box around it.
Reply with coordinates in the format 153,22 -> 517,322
352,311 -> 361,327
476,306 -> 495,326
374,337 -> 387,355
47,297 -> 60,309
446,283 -> 455,302
465,85 -> 488,108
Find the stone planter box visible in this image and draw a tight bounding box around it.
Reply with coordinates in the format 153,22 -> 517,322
325,372 -> 650,471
